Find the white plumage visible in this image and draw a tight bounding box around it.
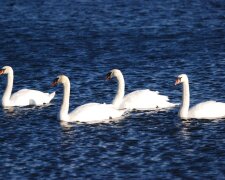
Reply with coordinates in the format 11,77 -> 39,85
52,75 -> 126,123
9,89 -> 55,106
188,101 -> 225,119
175,74 -> 225,119
0,66 -> 55,107
69,103 -> 125,123
106,69 -> 176,110
121,89 -> 175,110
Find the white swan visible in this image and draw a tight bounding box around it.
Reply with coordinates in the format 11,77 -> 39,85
106,69 -> 176,110
175,74 -> 225,119
51,75 -> 126,123
0,66 -> 55,107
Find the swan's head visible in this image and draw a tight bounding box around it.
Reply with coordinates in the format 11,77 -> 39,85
175,74 -> 188,85
0,66 -> 13,75
106,69 -> 122,80
51,75 -> 69,86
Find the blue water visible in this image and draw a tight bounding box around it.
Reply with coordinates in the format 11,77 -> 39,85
0,0 -> 225,179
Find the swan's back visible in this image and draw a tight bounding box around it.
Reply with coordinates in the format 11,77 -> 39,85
69,103 -> 126,123
189,101 -> 225,119
10,89 -> 55,106
120,89 -> 175,110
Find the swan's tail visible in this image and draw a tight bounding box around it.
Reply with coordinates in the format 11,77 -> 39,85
48,92 -> 56,102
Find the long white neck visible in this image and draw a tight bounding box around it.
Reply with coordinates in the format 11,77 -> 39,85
179,80 -> 190,119
2,71 -> 14,107
112,72 -> 125,108
60,79 -> 70,121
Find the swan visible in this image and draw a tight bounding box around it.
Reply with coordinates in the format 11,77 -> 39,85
51,75 -> 126,123
175,74 -> 225,119
0,66 -> 55,107
106,69 -> 176,110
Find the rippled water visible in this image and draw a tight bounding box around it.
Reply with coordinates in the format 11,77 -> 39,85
0,0 -> 225,179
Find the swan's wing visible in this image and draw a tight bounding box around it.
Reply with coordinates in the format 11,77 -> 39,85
10,89 -> 55,106
121,89 -> 175,110
189,101 -> 225,119
69,103 -> 126,123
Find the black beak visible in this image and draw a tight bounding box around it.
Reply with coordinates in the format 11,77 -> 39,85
51,78 -> 59,87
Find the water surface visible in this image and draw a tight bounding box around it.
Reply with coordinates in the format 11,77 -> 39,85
0,0 -> 225,179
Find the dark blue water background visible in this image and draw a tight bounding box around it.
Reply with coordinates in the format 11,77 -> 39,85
0,0 -> 225,179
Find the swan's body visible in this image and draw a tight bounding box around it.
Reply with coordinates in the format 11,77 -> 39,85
175,74 -> 225,119
8,89 -> 55,107
0,66 -> 55,107
68,103 -> 125,123
121,89 -> 175,110
106,69 -> 176,110
52,75 -> 126,123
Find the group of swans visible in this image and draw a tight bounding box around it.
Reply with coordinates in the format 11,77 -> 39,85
1,66 -> 225,122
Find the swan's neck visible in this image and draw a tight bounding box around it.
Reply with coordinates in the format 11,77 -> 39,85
179,80 -> 190,119
60,80 -> 70,121
112,73 -> 125,108
2,71 -> 13,107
